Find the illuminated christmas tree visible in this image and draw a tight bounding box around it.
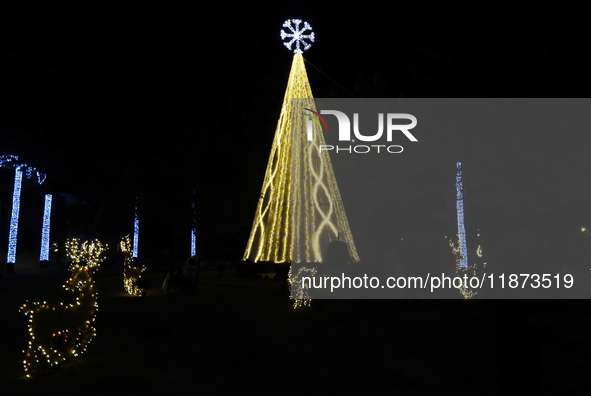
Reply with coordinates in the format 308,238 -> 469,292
243,19 -> 359,266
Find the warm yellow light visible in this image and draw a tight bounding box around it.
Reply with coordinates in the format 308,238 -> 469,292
288,266 -> 317,309
243,53 -> 359,266
120,235 -> 146,296
19,239 -> 107,377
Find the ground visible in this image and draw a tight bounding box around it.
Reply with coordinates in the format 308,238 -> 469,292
1,261 -> 590,395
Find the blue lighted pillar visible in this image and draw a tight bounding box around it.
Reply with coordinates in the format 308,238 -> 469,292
7,168 -> 23,264
191,229 -> 196,257
191,190 -> 196,257
133,199 -> 139,258
456,162 -> 468,268
40,194 -> 52,261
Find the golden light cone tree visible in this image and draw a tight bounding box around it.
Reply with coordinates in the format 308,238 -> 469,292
243,52 -> 359,265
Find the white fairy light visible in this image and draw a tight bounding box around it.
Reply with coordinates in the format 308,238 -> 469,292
133,200 -> 139,259
40,195 -> 52,261
1,155 -> 47,265
0,154 -> 19,167
456,162 -> 468,268
191,230 -> 196,258
449,163 -> 487,300
7,168 -> 23,264
280,19 -> 314,53
191,190 -> 196,257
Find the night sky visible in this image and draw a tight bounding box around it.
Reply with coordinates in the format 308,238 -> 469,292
2,2 -> 591,262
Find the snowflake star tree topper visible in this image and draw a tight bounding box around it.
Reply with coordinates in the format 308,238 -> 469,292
280,19 -> 314,54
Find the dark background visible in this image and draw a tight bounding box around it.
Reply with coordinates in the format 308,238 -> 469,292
2,3 -> 591,394
2,1 -> 591,264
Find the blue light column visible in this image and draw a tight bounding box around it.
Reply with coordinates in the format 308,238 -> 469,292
191,190 -> 196,257
191,230 -> 196,257
40,194 -> 52,261
133,200 -> 139,258
7,167 -> 23,264
456,162 -> 468,268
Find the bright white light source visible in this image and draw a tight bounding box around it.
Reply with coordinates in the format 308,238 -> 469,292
280,19 -> 314,53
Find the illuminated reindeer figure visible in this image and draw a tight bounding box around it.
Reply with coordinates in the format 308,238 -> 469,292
121,234 -> 147,296
19,239 -> 107,377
